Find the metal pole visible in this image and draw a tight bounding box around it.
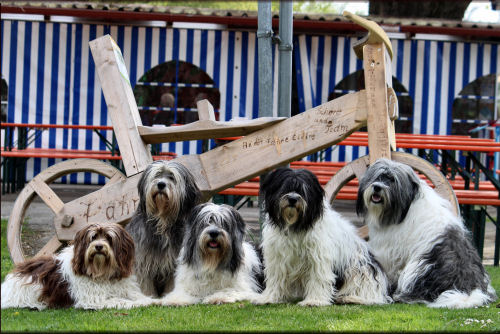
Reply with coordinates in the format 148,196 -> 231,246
257,0 -> 273,226
278,0 -> 293,119
257,1 -> 273,118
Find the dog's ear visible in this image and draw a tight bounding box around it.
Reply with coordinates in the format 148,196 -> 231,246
300,169 -> 325,221
110,224 -> 135,278
260,167 -> 288,197
356,175 -> 368,217
137,165 -> 150,213
175,162 -> 202,217
71,226 -> 90,275
261,167 -> 292,215
222,204 -> 246,238
300,169 -> 324,198
396,168 -> 421,224
181,204 -> 206,265
228,207 -> 245,274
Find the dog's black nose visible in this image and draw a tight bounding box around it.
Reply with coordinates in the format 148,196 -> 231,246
208,230 -> 220,239
157,181 -> 166,190
287,193 -> 300,205
95,244 -> 103,251
373,185 -> 381,193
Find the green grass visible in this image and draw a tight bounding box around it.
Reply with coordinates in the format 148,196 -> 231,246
1,219 -> 14,281
1,219 -> 499,332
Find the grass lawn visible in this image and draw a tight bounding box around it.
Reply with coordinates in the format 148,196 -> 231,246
1,219 -> 499,332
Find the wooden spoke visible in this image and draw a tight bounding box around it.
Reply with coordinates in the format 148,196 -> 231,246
28,177 -> 65,214
34,236 -> 63,259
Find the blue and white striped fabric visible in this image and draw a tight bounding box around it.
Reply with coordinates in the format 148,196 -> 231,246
2,18 -> 499,183
294,34 -> 499,162
1,20 -> 280,184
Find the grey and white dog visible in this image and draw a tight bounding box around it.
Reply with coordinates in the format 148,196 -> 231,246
357,158 -> 497,308
161,203 -> 262,305
126,160 -> 202,297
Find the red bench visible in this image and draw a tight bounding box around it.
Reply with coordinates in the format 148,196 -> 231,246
217,132 -> 500,207
219,161 -> 500,207
1,123 -> 176,193
1,147 -> 176,161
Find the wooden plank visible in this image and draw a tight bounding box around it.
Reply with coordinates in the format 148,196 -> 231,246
34,236 -> 63,259
193,90 -> 368,194
355,88 -> 397,122
28,178 -> 65,214
196,99 -> 216,121
137,117 -> 286,144
89,35 -> 152,177
324,155 -> 369,202
51,89 -> 371,241
363,43 -> 393,164
53,173 -> 142,241
344,11 -> 393,60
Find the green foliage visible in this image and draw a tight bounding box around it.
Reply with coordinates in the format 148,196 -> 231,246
114,1 -> 348,14
1,218 -> 499,332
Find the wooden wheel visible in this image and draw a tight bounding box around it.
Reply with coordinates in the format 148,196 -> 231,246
324,152 -> 459,238
7,159 -> 126,265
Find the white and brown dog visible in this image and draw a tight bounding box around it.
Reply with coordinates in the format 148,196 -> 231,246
1,223 -> 154,310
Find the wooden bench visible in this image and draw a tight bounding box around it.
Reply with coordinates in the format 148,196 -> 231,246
1,147 -> 176,161
216,131 -> 500,206
1,123 -> 176,193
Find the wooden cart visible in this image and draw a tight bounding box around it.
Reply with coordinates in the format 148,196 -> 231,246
7,12 -> 458,264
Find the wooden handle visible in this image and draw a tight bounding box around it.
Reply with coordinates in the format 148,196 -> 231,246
343,11 -> 393,60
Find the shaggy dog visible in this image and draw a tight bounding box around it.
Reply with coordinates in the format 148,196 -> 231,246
357,158 -> 497,308
255,167 -> 391,306
1,223 -> 154,310
160,203 -> 262,305
126,160 -> 202,297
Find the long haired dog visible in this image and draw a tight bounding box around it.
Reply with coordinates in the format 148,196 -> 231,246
161,203 -> 262,305
255,167 -> 391,306
357,158 -> 497,308
126,160 -> 202,297
1,223 -> 154,310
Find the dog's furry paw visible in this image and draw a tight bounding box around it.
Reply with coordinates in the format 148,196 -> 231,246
203,295 -> 236,305
298,299 -> 331,307
250,294 -> 281,305
159,295 -> 198,307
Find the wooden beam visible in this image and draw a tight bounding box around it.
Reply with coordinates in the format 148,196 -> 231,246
35,236 -> 63,259
28,178 -> 65,214
52,90 -> 370,240
363,43 -> 393,164
89,35 -> 152,177
138,117 -> 286,143
185,90 -> 368,194
196,99 -> 216,121
54,173 -> 142,241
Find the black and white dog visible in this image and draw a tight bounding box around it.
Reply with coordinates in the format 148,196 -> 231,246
126,160 -> 202,297
357,158 -> 497,308
160,203 -> 262,305
1,223 -> 154,310
255,167 -> 391,306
